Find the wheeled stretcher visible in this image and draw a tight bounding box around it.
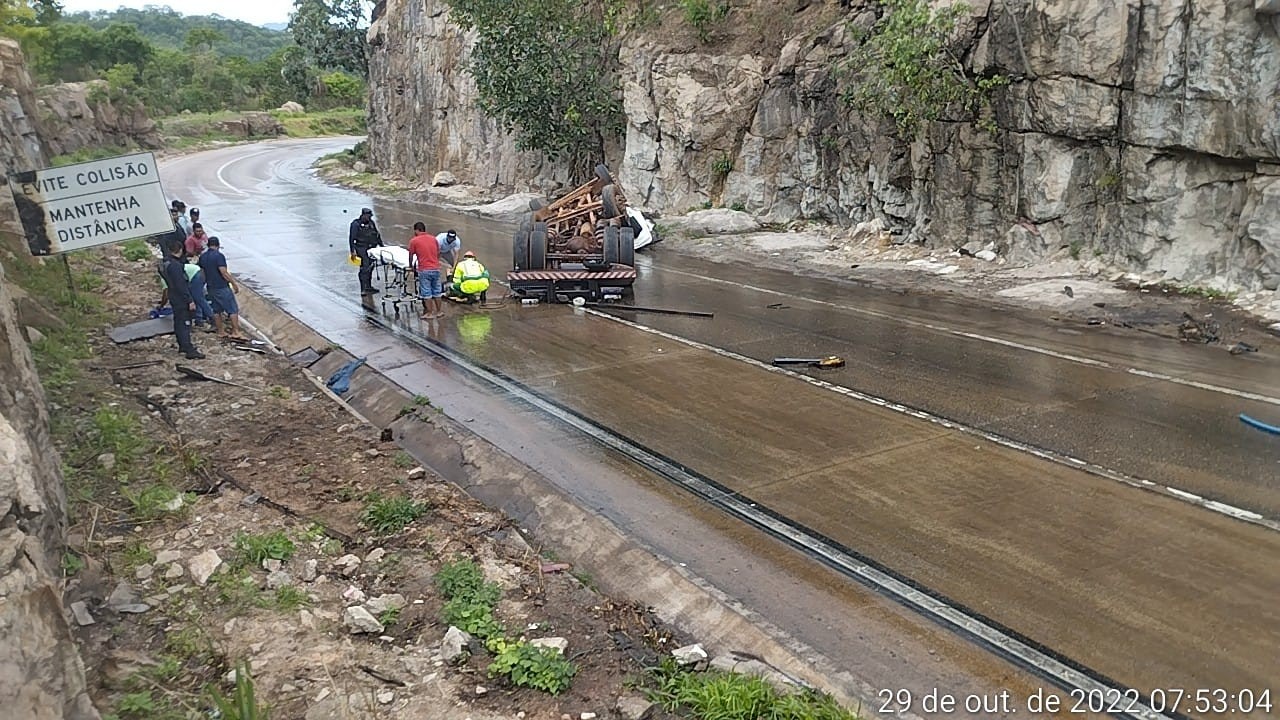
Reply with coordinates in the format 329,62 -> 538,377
366,246 -> 419,315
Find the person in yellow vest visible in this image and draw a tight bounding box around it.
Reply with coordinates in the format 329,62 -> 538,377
449,250 -> 490,304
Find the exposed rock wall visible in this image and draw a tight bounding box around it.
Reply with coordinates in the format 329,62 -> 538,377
35,81 -> 163,159
367,0 -> 1280,290
0,38 -> 100,720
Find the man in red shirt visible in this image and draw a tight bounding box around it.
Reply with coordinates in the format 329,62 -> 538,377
407,221 -> 443,319
185,222 -> 208,258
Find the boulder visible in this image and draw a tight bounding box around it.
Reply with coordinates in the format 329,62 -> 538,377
663,209 -> 761,237
278,101 -> 305,114
431,170 -> 458,187
343,606 -> 384,634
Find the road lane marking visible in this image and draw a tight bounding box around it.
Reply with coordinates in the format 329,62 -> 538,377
214,149 -> 273,197
584,308 -> 1279,533
655,267 -> 1280,407
352,309 -> 1179,720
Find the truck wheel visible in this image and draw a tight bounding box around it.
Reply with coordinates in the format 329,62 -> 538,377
512,230 -> 529,271
601,184 -> 620,218
519,214 -> 533,236
529,224 -> 548,270
529,198 -> 546,211
602,226 -> 619,264
595,164 -> 612,184
618,226 -> 635,267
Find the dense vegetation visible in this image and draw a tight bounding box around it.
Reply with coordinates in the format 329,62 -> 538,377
1,0 -> 371,116
65,6 -> 288,61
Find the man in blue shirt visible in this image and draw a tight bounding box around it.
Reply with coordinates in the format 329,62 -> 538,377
198,237 -> 247,342
159,240 -> 204,359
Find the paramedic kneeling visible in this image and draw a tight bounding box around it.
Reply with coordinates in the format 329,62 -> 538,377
450,250 -> 490,304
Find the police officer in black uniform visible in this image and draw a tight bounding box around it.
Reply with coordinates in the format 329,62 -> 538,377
348,207 -> 383,295
158,240 -> 205,359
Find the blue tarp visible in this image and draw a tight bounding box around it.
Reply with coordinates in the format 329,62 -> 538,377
326,357 -> 366,395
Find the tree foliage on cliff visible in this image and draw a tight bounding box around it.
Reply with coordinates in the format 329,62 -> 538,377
288,0 -> 370,77
445,0 -> 624,176
840,0 -> 1006,136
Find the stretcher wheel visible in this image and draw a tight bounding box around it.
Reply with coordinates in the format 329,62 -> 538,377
529,223 -> 548,270
512,230 -> 529,271
601,184 -> 620,219
618,226 -> 635,267
602,225 -> 619,264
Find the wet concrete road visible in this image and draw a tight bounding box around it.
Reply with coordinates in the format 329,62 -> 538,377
162,139 -> 1280,716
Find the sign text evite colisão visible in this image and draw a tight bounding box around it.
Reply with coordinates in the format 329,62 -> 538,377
8,152 -> 172,256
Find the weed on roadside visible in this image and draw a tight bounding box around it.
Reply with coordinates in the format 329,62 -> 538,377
644,657 -> 857,720
265,586 -> 310,612
211,566 -> 261,610
121,239 -> 152,262
208,660 -> 271,720
393,450 -> 415,468
234,531 -> 296,566
124,483 -> 189,521
360,493 -> 429,535
62,551 -> 86,575
120,541 -> 156,570
377,606 -> 401,627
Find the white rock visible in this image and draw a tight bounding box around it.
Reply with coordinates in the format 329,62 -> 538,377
24,326 -> 46,344
432,170 -> 458,187
187,550 -> 222,586
440,626 -> 472,663
376,690 -> 395,704
975,249 -> 998,262
672,643 -> 707,666
581,714 -> 597,720
163,495 -> 185,512
70,601 -> 95,626
366,593 -> 406,614
97,453 -> 116,471
364,448 -> 380,458
342,585 -> 367,603
529,637 -> 569,654
266,570 -> 293,589
336,554 -> 361,568
616,695 -> 656,720
352,161 -> 369,173
278,101 -> 305,113
263,558 -> 282,572
164,564 -> 183,580
155,550 -> 181,565
299,609 -> 316,629
474,685 -> 488,696
406,467 -> 426,480
303,559 -> 318,582
134,564 -> 154,580
365,548 -> 386,563
664,209 -> 761,237
343,605 -> 384,634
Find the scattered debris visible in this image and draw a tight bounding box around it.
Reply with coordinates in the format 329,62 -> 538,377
771,356 -> 846,369
108,317 -> 173,344
359,664 -> 407,687
440,626 -> 472,663
1178,312 -> 1220,344
1239,414 -> 1280,436
583,302 -> 714,318
186,549 -> 222,586
1229,341 -> 1258,355
106,582 -> 151,614
70,601 -> 96,626
541,562 -> 572,574
1063,285 -> 1074,298
343,605 -> 385,634
671,643 -> 708,667
176,364 -> 265,392
765,303 -> 791,310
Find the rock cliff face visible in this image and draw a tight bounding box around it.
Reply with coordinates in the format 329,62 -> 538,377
0,38 -> 100,720
35,81 -> 163,159
367,0 -> 1280,290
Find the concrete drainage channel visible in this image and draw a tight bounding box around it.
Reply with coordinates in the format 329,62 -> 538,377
234,286 -> 880,714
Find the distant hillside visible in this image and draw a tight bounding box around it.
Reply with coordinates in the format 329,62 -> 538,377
262,22 -> 289,31
65,6 -> 289,61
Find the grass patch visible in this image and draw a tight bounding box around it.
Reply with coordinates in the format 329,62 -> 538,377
273,107 -> 366,137
121,239 -> 153,262
233,531 -> 296,566
377,606 -> 401,627
208,661 -> 270,720
123,482 -> 189,521
266,586 -> 310,612
393,451 -> 416,468
51,144 -> 139,166
1177,285 -> 1235,302
211,566 -> 261,611
645,658 -> 857,720
121,541 -> 156,570
360,493 -> 429,536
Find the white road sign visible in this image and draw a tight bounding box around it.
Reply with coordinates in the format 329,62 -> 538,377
8,152 -> 172,256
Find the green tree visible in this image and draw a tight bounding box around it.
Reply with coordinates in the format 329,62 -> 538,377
288,0 -> 369,77
445,0 -> 623,177
840,0 -> 1006,136
183,26 -> 225,53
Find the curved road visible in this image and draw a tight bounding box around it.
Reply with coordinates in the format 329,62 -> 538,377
162,138 -> 1279,718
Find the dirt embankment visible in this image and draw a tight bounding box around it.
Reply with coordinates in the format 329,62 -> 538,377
20,243 -> 858,720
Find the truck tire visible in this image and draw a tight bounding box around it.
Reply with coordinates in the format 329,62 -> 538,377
618,226 -> 636,267
602,226 -> 620,264
529,198 -> 546,211
512,230 -> 529,271
601,184 -> 620,218
595,164 -> 612,184
529,223 -> 548,270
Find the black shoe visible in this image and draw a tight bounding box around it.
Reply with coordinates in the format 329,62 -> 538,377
184,350 -> 206,360
361,287 -> 378,295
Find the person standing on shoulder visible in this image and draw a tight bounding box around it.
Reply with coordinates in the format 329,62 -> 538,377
199,237 -> 247,342
348,207 -> 383,295
185,222 -> 208,258
159,241 -> 205,360
407,221 -> 443,319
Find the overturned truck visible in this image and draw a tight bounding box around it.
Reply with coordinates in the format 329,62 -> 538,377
508,164 -> 654,303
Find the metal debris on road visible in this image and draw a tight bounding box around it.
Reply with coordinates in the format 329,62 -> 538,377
1228,342 -> 1258,355
108,317 -> 174,343
175,364 -> 266,392
584,302 -> 714,318
772,356 -> 846,369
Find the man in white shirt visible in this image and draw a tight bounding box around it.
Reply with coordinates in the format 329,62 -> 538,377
435,229 -> 461,269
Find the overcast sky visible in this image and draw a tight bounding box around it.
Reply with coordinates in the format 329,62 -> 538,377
57,0 -> 294,27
